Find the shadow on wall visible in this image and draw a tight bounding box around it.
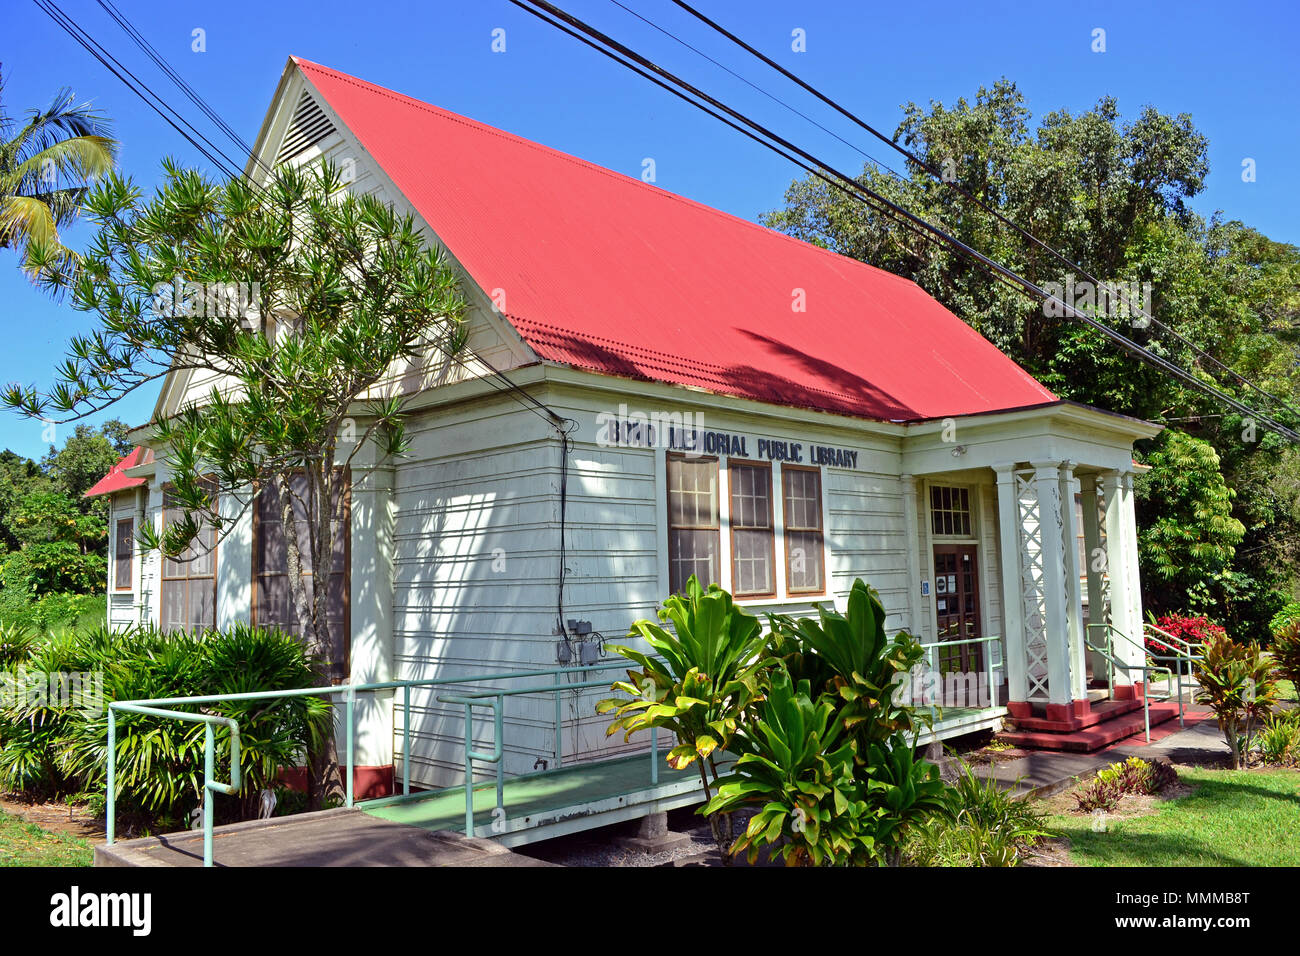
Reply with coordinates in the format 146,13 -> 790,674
391,410 -> 664,790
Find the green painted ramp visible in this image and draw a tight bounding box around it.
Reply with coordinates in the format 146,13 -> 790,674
362,754 -> 708,846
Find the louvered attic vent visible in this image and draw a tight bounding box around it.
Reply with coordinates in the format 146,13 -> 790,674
275,90 -> 336,164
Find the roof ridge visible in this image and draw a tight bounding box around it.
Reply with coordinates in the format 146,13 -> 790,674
292,57 -> 922,293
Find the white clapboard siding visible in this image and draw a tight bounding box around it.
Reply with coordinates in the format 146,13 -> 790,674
826,469 -> 911,633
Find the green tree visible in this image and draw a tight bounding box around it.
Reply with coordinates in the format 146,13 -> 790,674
42,420 -> 132,502
0,70 -> 117,278
1135,430 -> 1245,615
0,420 -> 134,615
762,79 -> 1300,639
5,159 -> 468,805
8,489 -> 104,594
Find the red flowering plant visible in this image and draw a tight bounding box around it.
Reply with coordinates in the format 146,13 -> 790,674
1148,614 -> 1226,657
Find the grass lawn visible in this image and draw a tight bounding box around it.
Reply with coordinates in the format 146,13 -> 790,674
1050,766 -> 1300,867
0,809 -> 92,867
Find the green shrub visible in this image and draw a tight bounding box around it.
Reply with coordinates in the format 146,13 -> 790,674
1269,603 -> 1300,638
0,622 -> 329,830
1257,713 -> 1300,766
597,574 -> 768,860
902,764 -> 1051,866
608,577 -> 942,866
1194,632 -> 1278,768
1272,622 -> 1300,703
1095,756 -> 1177,796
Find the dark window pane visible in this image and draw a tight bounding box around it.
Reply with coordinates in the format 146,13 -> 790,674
667,456 -> 719,593
115,519 -> 133,589
730,464 -> 773,595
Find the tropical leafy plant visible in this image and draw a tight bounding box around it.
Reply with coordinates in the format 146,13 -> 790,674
0,622 -> 329,831
0,71 -> 117,278
1095,756 -> 1177,796
1073,776 -> 1124,813
766,578 -> 927,745
597,574 -> 768,859
859,733 -> 951,864
1257,713 -> 1300,766
704,669 -> 871,866
1271,620 -> 1300,703
903,763 -> 1051,866
1194,632 -> 1278,768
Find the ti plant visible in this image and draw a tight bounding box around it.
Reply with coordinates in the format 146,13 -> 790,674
704,669 -> 871,866
1195,632 -> 1278,769
1271,621 -> 1300,703
767,578 -> 928,746
597,575 -> 768,861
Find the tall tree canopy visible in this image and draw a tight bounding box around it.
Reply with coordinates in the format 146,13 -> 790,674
764,79 -> 1300,639
0,419 -> 131,607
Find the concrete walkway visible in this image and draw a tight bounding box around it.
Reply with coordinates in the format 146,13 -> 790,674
95,807 -> 557,867
969,715 -> 1228,798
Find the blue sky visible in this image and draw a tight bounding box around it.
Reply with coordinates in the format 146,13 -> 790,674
2,0 -> 1295,460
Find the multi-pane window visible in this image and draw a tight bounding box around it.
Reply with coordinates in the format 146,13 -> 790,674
161,485 -> 217,634
729,462 -> 774,597
782,466 -> 825,594
254,474 -> 350,672
930,485 -> 972,536
667,455 -> 719,593
114,517 -> 134,592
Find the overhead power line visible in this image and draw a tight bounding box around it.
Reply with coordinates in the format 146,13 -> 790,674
33,0 -> 569,435
662,0 -> 1300,427
512,0 -> 1300,442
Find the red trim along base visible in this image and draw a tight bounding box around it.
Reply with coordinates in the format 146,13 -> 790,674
275,764 -> 394,800
1113,682 -> 1146,701
1007,701 -> 1034,719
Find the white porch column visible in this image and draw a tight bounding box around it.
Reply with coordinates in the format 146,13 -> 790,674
1120,470 -> 1146,656
1102,470 -> 1144,687
348,451 -> 397,792
1079,473 -> 1107,682
1031,461 -> 1073,707
1059,462 -> 1088,702
900,474 -> 922,636
993,464 -> 1028,707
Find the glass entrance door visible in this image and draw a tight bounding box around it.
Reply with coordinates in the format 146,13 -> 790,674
932,544 -> 983,674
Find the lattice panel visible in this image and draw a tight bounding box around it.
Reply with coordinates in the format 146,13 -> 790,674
1094,482 -> 1112,626
1015,471 -> 1050,701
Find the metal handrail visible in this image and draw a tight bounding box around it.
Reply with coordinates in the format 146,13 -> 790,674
437,675 -> 663,837
915,634 -> 1005,720
1143,621 -> 1205,659
1085,623 -> 1178,740
105,659 -> 643,866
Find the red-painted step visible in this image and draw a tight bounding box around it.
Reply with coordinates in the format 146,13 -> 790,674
1003,698 -> 1144,733
996,702 -> 1188,753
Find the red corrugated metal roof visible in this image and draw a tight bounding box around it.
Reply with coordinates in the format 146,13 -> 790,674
84,446 -> 152,498
296,58 -> 1056,422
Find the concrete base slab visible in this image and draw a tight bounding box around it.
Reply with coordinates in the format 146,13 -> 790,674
95,807 -> 557,867
614,810 -> 693,853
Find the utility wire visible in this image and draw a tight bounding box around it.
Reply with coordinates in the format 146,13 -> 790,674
41,0 -> 581,637
513,0 -> 1300,441
37,0 -> 568,437
663,0 -> 1300,426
